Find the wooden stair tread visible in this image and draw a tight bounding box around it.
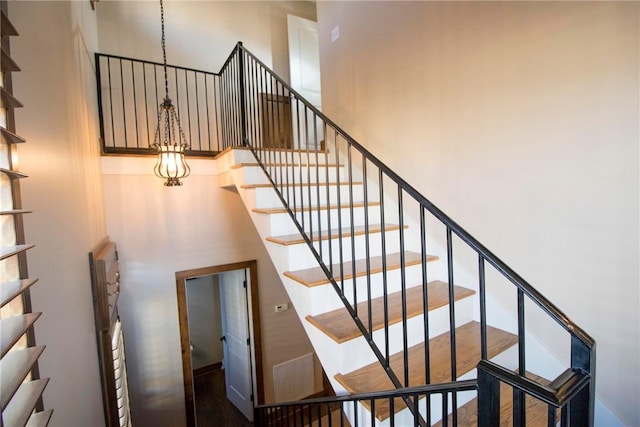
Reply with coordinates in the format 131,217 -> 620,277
306,281 -> 475,343
334,321 -> 518,421
284,251 -> 437,287
433,372 -> 557,427
241,180 -> 362,189
253,201 -> 380,214
267,223 -> 405,245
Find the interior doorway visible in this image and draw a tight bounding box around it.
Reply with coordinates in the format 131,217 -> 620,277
176,260 -> 263,427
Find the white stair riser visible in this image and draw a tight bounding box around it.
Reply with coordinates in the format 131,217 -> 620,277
261,204 -> 386,237
240,165 -> 343,185
217,148 -> 255,170
252,150 -> 332,165
269,231 -> 404,270
298,265 -> 444,316
249,184 -> 366,209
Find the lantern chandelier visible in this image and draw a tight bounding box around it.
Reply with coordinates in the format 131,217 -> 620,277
152,0 -> 190,186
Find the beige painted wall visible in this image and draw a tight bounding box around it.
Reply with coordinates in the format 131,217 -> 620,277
317,1 -> 638,425
102,159 -> 318,425
96,0 -> 316,80
11,2 -> 108,426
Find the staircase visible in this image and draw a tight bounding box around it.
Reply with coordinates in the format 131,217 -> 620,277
218,146 -> 555,426
96,42 -> 596,426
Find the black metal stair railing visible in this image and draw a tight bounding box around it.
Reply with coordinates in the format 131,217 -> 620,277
255,380 -> 476,427
218,42 -> 596,426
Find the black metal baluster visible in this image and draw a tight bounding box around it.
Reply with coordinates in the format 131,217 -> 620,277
295,97 -> 305,229
314,113 -> 323,262
347,145 -> 356,316
204,73 -> 212,150
323,122 -> 333,277
445,227 -> 458,425
398,186 -> 409,386
305,106 -> 313,242
420,206 -> 432,423
363,157 -> 372,337
183,70 -> 193,149
106,57 -> 116,149
442,393 -> 448,427
516,288 -> 526,425
479,255 -> 488,360
547,404 -> 557,427
142,63 -> 151,148
335,132 -> 345,294
380,170 -> 389,363
119,59 -> 129,149
274,79 -> 284,193
194,72 -> 202,151
131,61 -> 140,149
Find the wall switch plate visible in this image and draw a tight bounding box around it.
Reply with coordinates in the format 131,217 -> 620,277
331,25 -> 340,42
274,303 -> 289,313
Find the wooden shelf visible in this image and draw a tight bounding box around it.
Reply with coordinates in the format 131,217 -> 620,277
0,346 -> 46,410
1,126 -> 27,144
26,409 -> 54,427
1,313 -> 42,357
1,46 -> 20,72
0,167 -> 28,179
2,379 -> 49,427
1,10 -> 19,36
1,244 -> 35,261
1,279 -> 39,308
0,209 -> 32,216
1,86 -> 23,108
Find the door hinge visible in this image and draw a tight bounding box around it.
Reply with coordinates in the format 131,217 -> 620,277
243,280 -> 247,289
246,338 -> 250,346
250,394 -> 254,402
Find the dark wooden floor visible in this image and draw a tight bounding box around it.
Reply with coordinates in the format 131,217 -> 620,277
194,367 -> 253,427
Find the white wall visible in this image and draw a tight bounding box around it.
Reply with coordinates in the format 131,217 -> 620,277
186,275 -> 223,370
11,2 -> 108,426
317,1 -> 638,425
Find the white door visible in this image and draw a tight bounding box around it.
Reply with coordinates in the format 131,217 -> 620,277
288,15 -> 321,108
219,269 -> 253,421
288,15 -> 323,149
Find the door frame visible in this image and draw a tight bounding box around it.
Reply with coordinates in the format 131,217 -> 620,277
176,260 -> 264,427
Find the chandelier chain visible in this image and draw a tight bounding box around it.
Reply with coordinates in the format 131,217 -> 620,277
160,0 -> 169,100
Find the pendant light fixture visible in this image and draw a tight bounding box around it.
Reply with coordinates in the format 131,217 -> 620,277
152,0 -> 190,186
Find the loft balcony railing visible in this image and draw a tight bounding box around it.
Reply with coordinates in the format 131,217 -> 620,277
95,42 -> 595,426
95,53 -> 224,156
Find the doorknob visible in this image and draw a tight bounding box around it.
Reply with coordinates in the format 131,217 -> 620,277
220,336 -> 226,342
